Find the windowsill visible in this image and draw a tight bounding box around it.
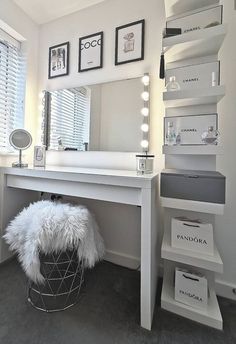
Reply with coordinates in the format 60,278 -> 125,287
0,152 -> 22,156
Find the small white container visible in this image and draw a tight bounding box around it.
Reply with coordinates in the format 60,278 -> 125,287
171,217 -> 214,255
136,154 -> 154,174
175,267 -> 208,310
33,146 -> 46,167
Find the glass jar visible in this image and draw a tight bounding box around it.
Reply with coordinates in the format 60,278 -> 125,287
166,76 -> 180,91
165,121 -> 176,146
136,154 -> 154,174
201,126 -> 220,145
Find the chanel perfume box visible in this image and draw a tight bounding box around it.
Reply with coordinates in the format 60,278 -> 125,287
166,5 -> 223,34
175,268 -> 208,310
161,169 -> 226,204
171,217 -> 214,255
165,61 -> 220,91
164,114 -> 218,146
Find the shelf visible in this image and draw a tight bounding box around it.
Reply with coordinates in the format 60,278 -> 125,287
163,86 -> 225,108
162,145 -> 223,155
161,228 -> 223,273
161,197 -> 225,215
164,0 -> 220,19
163,24 -> 227,63
161,263 -> 223,330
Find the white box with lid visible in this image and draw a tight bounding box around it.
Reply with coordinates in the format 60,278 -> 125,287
166,5 -> 223,34
165,62 -> 220,91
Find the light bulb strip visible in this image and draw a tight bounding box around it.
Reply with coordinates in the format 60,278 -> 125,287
141,73 -> 150,153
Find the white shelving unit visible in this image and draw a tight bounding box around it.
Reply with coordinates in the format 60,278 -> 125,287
161,1 -> 226,330
163,24 -> 227,63
162,145 -> 223,155
161,197 -> 225,215
163,86 -> 225,108
161,263 -> 223,330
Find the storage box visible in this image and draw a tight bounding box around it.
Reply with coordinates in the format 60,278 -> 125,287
164,114 -> 218,146
161,169 -> 226,204
166,5 -> 223,34
165,62 -> 220,90
175,267 -> 208,310
171,217 -> 214,255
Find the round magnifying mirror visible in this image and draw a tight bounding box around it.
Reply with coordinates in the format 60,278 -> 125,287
9,129 -> 32,168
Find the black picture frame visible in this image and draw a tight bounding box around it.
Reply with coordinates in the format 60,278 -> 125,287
78,31 -> 103,72
115,19 -> 145,66
48,42 -> 69,79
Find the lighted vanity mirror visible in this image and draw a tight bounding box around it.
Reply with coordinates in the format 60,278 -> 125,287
42,76 -> 149,152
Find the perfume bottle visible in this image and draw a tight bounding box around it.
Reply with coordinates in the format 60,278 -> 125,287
166,121 -> 176,145
166,76 -> 180,91
201,126 -> 220,145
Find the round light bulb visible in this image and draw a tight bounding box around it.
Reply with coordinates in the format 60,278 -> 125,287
141,124 -> 149,132
141,107 -> 149,117
141,108 -> 149,117
141,140 -> 149,149
141,91 -> 149,101
142,75 -> 150,86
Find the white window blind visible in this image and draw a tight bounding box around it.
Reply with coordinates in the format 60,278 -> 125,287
49,87 -> 91,150
0,30 -> 26,152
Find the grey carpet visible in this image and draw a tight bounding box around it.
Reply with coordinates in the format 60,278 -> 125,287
0,259 -> 235,344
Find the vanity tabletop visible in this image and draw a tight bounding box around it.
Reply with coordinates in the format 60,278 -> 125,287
0,165 -> 158,188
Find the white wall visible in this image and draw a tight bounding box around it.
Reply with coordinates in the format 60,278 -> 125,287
0,0 -> 39,164
99,78 -> 143,151
37,0 -> 165,268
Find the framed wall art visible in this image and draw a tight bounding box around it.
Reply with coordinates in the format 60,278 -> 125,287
79,31 -> 103,72
115,19 -> 145,65
48,42 -> 69,79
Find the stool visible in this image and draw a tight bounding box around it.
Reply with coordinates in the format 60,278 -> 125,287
28,249 -> 84,312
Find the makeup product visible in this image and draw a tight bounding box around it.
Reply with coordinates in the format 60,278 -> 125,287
163,27 -> 182,38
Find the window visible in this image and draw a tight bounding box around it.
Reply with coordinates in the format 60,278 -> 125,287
0,29 -> 26,152
45,87 -> 91,151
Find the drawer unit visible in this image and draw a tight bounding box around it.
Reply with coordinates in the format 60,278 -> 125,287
161,169 -> 225,204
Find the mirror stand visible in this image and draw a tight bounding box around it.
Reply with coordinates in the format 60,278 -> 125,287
12,150 -> 28,168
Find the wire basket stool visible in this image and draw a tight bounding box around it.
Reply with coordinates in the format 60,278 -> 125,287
28,249 -> 84,312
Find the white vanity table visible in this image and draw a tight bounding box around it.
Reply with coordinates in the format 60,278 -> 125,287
0,165 -> 159,330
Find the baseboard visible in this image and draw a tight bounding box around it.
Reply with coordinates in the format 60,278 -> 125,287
104,250 -> 140,270
215,279 -> 236,301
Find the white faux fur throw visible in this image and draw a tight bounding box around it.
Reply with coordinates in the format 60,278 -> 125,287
4,200 -> 105,284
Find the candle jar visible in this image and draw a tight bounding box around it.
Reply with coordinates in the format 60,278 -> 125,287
136,154 -> 154,174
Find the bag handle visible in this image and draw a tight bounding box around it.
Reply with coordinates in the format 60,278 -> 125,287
182,274 -> 199,282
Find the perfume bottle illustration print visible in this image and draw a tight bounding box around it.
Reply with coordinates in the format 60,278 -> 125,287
123,32 -> 135,53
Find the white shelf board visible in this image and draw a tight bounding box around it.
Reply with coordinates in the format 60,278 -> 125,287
164,0 -> 220,19
161,197 -> 225,215
161,264 -> 223,330
163,86 -> 225,108
162,145 -> 223,155
161,228 -> 223,273
163,24 -> 227,63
